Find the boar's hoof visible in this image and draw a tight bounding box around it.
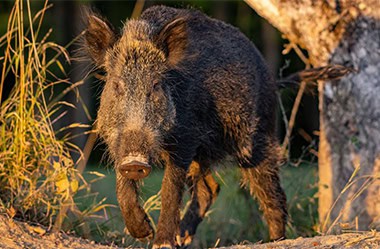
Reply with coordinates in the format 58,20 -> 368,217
135,230 -> 154,242
176,231 -> 193,248
119,161 -> 152,180
152,243 -> 174,249
124,218 -> 154,241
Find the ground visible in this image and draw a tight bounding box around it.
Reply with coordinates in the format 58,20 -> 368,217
0,215 -> 113,249
221,232 -> 380,249
1,215 -> 379,249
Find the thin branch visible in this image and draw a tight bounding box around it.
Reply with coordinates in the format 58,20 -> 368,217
131,0 -> 145,19
281,80 -> 307,156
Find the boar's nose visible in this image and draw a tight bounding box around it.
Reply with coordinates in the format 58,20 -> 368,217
119,156 -> 152,180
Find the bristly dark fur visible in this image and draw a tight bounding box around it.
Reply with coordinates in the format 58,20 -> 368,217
83,5 -> 288,248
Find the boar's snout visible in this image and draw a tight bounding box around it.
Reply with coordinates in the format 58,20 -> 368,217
119,155 -> 152,180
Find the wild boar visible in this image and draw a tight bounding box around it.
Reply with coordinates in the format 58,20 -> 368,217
83,5 -> 287,248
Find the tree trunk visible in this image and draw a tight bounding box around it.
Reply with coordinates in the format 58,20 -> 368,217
245,0 -> 380,232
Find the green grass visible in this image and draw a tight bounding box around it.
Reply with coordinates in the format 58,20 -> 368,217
85,162 -> 318,248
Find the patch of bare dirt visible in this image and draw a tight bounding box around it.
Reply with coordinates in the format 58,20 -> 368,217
0,215 -> 120,249
1,214 -> 379,249
220,231 -> 380,249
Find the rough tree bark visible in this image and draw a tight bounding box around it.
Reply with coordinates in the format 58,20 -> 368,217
244,0 -> 380,232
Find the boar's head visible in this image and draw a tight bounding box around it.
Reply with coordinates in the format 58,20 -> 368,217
83,10 -> 187,179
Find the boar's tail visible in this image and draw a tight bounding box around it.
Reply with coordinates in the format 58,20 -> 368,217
277,65 -> 354,89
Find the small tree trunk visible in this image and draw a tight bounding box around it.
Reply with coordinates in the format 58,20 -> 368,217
245,0 -> 380,232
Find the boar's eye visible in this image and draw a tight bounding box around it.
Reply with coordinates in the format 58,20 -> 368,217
147,80 -> 162,99
152,80 -> 161,92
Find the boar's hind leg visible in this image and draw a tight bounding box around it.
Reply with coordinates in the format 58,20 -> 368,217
153,160 -> 187,249
239,144 -> 287,241
179,161 -> 220,248
116,172 -> 154,240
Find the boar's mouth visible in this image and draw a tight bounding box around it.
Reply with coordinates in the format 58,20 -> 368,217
119,156 -> 152,180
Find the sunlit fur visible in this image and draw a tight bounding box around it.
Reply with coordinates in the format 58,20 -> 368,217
96,20 -> 176,167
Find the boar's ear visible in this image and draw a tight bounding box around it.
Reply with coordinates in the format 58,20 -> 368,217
83,8 -> 118,67
154,17 -> 187,66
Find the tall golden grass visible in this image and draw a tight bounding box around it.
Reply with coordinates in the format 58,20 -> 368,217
0,0 -> 91,227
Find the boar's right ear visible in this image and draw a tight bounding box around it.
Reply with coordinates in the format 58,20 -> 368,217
154,17 -> 188,67
83,8 -> 118,67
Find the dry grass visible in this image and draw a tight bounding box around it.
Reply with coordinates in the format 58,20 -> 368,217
0,0 -> 107,231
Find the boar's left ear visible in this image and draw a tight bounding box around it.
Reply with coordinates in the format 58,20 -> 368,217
83,8 -> 118,67
154,17 -> 187,66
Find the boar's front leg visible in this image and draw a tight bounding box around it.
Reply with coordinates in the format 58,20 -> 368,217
153,159 -> 187,249
116,172 -> 154,240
